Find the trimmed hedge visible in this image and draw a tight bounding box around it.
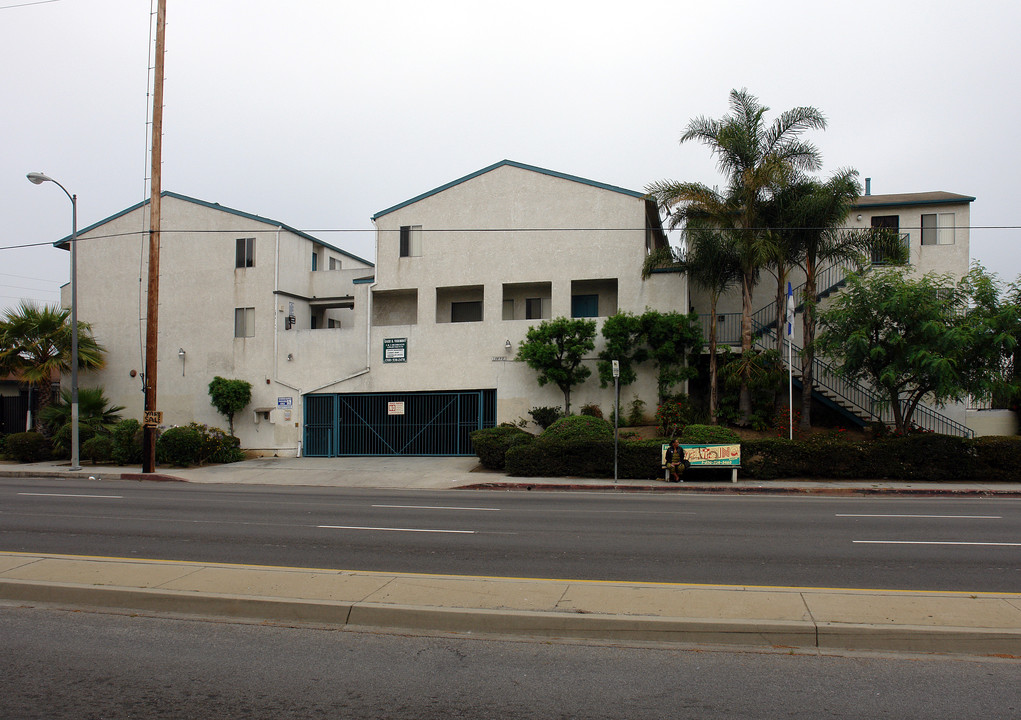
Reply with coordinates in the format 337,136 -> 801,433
470,426 -> 535,470
156,422 -> 244,468
680,424 -> 741,444
505,439 -> 662,479
5,431 -> 51,463
742,434 -> 1021,481
539,415 -> 614,443
81,435 -> 113,465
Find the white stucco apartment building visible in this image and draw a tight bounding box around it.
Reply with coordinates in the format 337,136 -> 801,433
62,162 -> 686,457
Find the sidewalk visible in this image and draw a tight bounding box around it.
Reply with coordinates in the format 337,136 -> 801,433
3,456 -> 1021,495
3,552 -> 1019,657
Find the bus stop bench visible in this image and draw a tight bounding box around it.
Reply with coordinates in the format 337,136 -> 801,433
662,443 -> 741,483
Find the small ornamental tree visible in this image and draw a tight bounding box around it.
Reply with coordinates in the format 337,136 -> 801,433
516,317 -> 596,415
207,376 -> 253,436
816,267 -> 1018,434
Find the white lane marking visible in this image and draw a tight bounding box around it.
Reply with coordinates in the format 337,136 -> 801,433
372,504 -> 500,511
18,492 -> 123,499
318,525 -> 475,534
837,514 -> 1001,519
854,540 -> 1021,547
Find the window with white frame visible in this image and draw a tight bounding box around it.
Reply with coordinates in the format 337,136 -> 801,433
235,238 -> 255,268
234,307 -> 255,337
329,257 -> 341,270
921,213 -> 955,245
399,225 -> 422,257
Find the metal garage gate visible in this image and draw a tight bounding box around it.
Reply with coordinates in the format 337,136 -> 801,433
303,389 -> 496,457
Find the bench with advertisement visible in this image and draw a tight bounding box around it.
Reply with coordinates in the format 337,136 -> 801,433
661,443 -> 741,483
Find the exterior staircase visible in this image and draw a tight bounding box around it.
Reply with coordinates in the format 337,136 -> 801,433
701,260 -> 975,438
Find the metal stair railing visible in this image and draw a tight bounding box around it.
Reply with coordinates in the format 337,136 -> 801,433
755,326 -> 975,438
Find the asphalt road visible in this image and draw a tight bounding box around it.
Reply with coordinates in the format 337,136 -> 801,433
3,604 -> 1019,720
1,477 -> 1019,591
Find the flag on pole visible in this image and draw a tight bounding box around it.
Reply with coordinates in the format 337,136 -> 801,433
786,282 -> 794,336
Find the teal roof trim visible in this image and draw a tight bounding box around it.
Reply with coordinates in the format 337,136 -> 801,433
371,160 -> 648,220
54,191 -> 374,267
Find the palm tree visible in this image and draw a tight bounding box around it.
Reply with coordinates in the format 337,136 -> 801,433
0,301 -> 105,430
648,88 -> 826,424
40,386 -> 124,454
778,171 -> 876,429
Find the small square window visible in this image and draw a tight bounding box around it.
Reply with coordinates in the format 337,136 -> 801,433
234,307 -> 255,337
400,225 -> 423,257
922,213 -> 955,245
571,294 -> 599,318
235,238 -> 255,268
329,257 -> 340,270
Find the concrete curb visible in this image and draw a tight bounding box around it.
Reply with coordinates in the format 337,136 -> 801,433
459,481 -> 1021,497
0,470 -> 187,483
3,578 -> 1020,657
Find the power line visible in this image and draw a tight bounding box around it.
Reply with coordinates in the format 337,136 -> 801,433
0,0 -> 60,9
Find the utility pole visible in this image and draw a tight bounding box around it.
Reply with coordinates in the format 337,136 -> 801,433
142,0 -> 166,473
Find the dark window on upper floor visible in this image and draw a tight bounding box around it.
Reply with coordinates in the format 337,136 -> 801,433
400,225 -> 422,257
571,294 -> 599,318
451,300 -> 483,323
235,238 -> 255,268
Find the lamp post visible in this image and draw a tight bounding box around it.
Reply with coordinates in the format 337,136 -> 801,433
27,172 -> 81,472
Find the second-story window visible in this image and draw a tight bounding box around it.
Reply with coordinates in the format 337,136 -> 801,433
312,251 -> 319,271
400,225 -> 422,257
235,238 -> 255,268
921,213 -> 955,245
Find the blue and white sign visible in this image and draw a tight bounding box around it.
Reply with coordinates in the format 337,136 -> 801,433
277,397 -> 293,408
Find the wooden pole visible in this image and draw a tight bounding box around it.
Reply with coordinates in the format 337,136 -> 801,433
142,0 -> 166,473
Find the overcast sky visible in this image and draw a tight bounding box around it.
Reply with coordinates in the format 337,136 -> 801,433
3,0 -> 1019,315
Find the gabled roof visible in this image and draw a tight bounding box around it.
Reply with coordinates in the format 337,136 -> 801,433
54,191 -> 373,267
854,191 -> 975,210
371,159 -> 650,220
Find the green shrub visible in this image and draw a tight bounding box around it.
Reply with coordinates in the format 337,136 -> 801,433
655,399 -> 690,438
156,425 -> 204,467
579,403 -> 603,419
625,397 -> 647,426
470,426 -> 535,470
505,438 -> 662,479
680,424 -> 741,444
528,406 -> 563,430
540,415 -> 614,443
81,435 -> 113,465
971,436 -> 1021,481
5,432 -> 51,463
111,419 -> 143,465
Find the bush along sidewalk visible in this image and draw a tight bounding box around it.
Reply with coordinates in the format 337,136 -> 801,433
475,418 -> 1021,482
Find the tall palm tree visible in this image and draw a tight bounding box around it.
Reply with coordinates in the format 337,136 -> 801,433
0,301 -> 105,430
778,170 -> 875,428
648,88 -> 826,424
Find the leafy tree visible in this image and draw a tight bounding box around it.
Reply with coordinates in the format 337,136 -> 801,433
596,312 -> 645,389
640,309 -> 702,401
647,88 -> 826,424
816,268 -> 1018,434
516,317 -> 596,415
0,301 -> 105,429
643,228 -> 741,423
207,376 -> 253,436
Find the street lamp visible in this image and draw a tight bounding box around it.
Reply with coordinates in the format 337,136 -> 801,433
27,172 -> 81,472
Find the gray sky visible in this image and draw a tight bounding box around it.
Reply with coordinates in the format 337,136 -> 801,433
3,0 -> 1019,314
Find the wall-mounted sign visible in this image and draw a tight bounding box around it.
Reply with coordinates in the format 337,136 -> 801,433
277,397 -> 292,408
384,337 -> 407,363
387,401 -> 406,416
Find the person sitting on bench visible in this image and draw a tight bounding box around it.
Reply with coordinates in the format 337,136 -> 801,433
664,438 -> 686,483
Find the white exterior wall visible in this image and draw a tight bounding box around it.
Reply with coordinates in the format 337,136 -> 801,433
849,198 -> 971,280
67,194 -> 372,456
327,163 -> 686,424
